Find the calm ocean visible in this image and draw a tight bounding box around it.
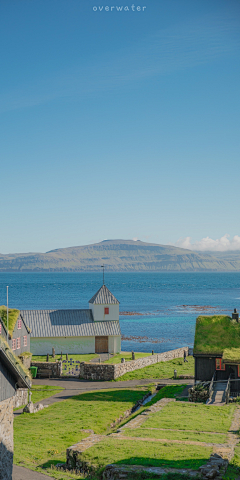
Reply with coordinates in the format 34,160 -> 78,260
1,272 -> 240,353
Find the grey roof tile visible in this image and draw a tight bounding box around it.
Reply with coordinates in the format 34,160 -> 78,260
20,309 -> 121,338
88,285 -> 120,305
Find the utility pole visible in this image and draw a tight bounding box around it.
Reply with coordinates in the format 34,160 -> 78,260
7,286 -> 9,345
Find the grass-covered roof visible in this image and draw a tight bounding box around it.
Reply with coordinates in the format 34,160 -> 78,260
0,335 -> 31,386
194,315 -> 240,355
222,348 -> 240,364
0,305 -> 20,337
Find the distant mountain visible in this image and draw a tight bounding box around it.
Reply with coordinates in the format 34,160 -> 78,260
0,239 -> 240,272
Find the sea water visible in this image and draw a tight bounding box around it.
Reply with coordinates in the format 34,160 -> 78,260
0,272 -> 239,353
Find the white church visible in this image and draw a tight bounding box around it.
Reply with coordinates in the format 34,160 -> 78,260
21,285 -> 121,355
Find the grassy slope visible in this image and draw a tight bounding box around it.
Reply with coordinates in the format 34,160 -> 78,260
194,315 -> 240,354
32,353 -> 98,362
104,352 -> 152,364
82,395 -> 235,472
0,305 -> 20,336
123,428 -> 227,444
114,356 -> 194,381
0,239 -> 238,272
143,402 -> 235,433
81,438 -> 211,470
14,383 -> 236,479
14,387 -> 151,477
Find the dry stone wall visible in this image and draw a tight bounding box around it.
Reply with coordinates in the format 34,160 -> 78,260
18,354 -> 32,369
12,388 -> 29,409
31,361 -> 62,377
80,347 -> 189,381
0,397 -> 14,480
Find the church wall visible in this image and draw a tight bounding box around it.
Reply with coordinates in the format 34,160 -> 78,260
108,335 -> 121,354
30,336 -> 95,355
90,304 -> 119,322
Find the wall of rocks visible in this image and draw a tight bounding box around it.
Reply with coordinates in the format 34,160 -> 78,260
0,397 -> 14,480
18,354 -> 32,369
31,361 -> 62,377
188,384 -> 209,403
12,388 -> 29,409
80,347 -> 189,381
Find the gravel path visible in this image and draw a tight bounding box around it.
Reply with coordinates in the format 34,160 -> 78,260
13,465 -> 55,480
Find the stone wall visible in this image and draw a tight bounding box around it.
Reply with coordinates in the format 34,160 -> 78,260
188,383 -> 209,403
0,397 -> 14,480
18,354 -> 32,369
31,361 -> 62,377
80,347 -> 189,381
12,388 -> 29,409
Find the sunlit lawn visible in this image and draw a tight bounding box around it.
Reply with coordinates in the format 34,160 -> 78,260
115,356 -> 194,381
14,387 -> 151,478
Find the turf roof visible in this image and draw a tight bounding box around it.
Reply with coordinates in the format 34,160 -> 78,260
194,315 -> 240,355
0,305 -> 20,338
222,348 -> 240,364
0,335 -> 31,386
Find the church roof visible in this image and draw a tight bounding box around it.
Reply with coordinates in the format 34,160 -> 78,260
88,285 -> 120,305
20,309 -> 121,337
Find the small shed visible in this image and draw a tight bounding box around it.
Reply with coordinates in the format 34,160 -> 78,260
193,309 -> 240,385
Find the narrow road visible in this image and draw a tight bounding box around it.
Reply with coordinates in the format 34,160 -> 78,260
13,465 -> 55,480
14,377 -> 193,414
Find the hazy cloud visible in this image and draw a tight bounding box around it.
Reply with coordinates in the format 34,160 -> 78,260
174,234 -> 240,252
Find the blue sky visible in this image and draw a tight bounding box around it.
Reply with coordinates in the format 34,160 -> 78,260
0,0 -> 239,253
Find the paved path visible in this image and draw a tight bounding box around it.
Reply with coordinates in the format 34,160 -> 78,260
14,377 -> 193,415
13,465 -> 54,480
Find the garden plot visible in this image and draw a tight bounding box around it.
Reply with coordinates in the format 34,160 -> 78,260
79,399 -> 239,473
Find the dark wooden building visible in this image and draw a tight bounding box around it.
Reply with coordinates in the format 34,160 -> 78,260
194,309 -> 240,386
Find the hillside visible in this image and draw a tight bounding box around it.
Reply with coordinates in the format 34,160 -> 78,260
0,239 -> 239,272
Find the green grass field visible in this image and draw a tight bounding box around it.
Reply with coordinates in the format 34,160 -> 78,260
123,427 -> 227,444
143,402 -> 235,433
32,353 -> 98,362
81,437 -> 212,470
14,387 -> 151,478
114,356 -> 194,381
104,352 -> 152,364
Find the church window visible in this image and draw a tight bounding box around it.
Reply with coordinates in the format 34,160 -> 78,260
17,337 -> 21,349
12,339 -> 16,350
104,307 -> 109,315
17,318 -> 22,329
